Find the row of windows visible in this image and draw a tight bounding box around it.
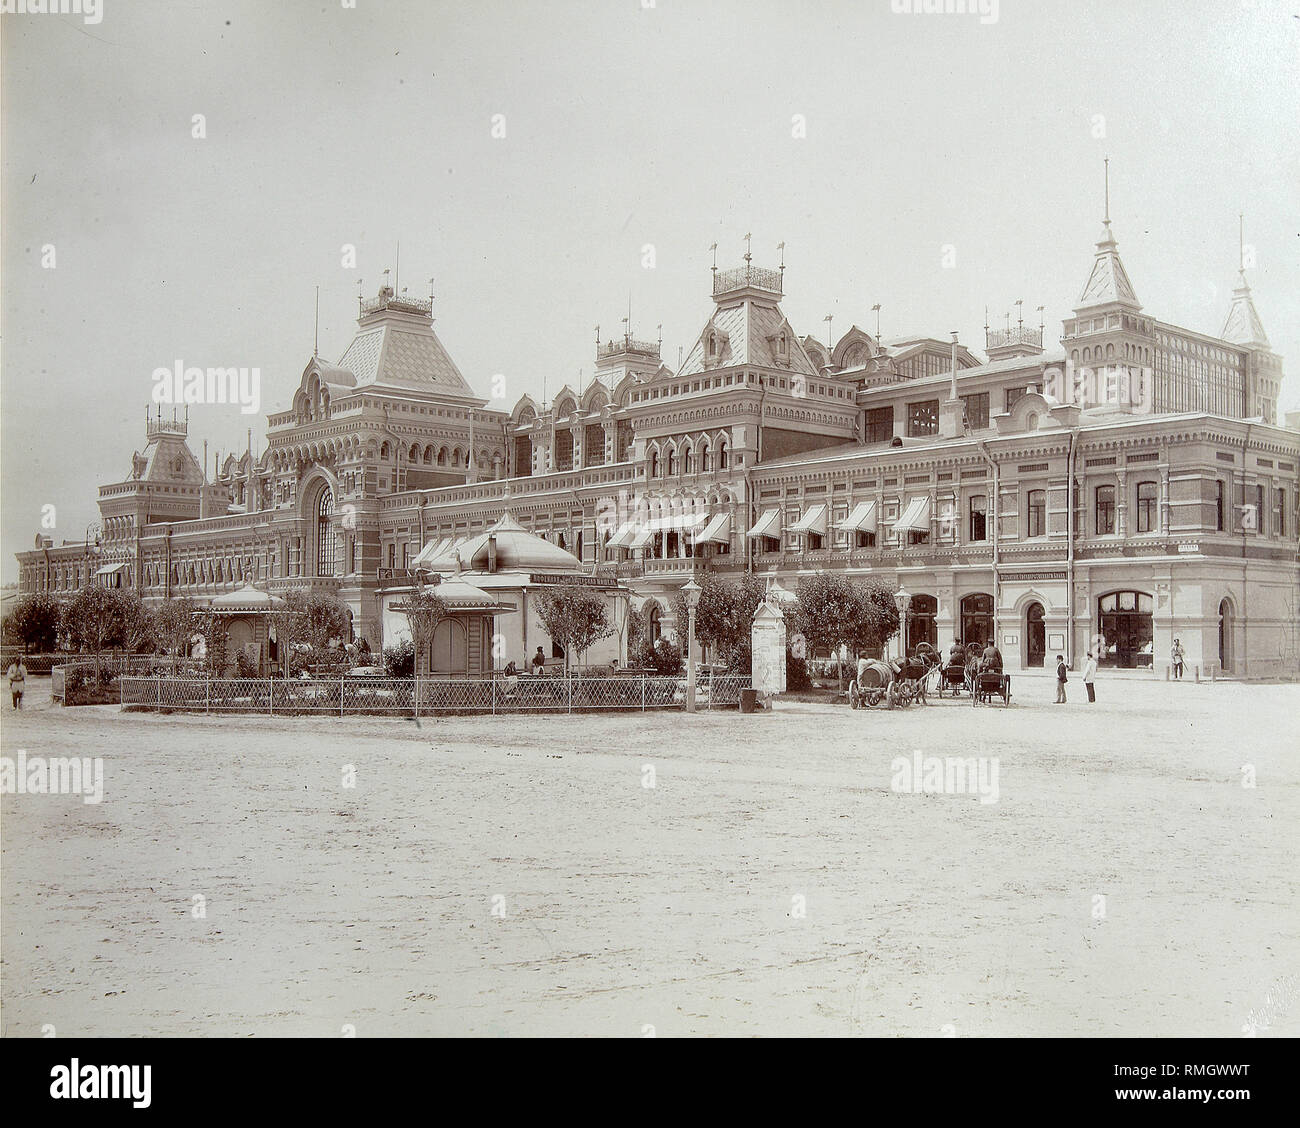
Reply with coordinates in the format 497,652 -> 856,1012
648,439 -> 730,477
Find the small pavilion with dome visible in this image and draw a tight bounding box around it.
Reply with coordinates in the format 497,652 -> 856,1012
380,511 -> 631,675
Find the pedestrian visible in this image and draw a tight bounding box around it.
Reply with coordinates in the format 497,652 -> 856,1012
531,646 -> 546,674
7,655 -> 27,709
1170,638 -> 1185,680
1054,654 -> 1068,703
1083,650 -> 1098,703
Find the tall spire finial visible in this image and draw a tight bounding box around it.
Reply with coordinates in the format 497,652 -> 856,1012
1016,299 -> 1024,330
394,242 -> 400,295
709,242 -> 718,273
872,303 -> 881,345
1104,156 -> 1110,224
314,286 -> 320,357
777,240 -> 785,272
743,232 -> 752,265
1239,213 -> 1246,276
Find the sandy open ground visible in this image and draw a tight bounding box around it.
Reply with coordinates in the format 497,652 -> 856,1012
2,676 -> 1297,1037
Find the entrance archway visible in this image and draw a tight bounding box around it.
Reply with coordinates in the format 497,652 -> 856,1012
1025,602 -> 1046,668
429,618 -> 468,676
1218,599 -> 1233,673
908,594 -> 938,653
960,593 -> 995,650
1097,591 -> 1154,668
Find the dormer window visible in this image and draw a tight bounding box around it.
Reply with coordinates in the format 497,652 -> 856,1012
708,334 -> 717,358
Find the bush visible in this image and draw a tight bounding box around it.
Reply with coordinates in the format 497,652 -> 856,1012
629,638 -> 683,675
234,649 -> 258,678
785,647 -> 812,692
383,639 -> 415,677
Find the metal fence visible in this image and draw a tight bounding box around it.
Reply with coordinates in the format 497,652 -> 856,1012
119,673 -> 750,715
52,656 -> 192,703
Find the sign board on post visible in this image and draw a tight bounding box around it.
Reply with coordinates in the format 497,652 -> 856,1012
751,600 -> 787,699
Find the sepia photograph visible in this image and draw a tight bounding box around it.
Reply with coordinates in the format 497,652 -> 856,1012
1,0 -> 1296,1096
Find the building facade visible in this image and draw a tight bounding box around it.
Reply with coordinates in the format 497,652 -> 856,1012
17,209 -> 1300,677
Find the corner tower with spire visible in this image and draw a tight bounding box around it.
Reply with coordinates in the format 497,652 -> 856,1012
1221,218 -> 1282,423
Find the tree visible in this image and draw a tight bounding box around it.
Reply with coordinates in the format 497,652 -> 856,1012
400,587 -> 448,676
534,584 -> 614,674
154,597 -> 198,660
118,592 -> 156,654
268,591 -> 352,674
669,573 -> 767,668
789,574 -> 900,687
62,586 -> 125,674
8,593 -> 62,653
191,609 -> 230,677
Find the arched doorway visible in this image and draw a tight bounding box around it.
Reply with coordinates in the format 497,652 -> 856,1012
647,603 -> 661,647
1097,591 -> 1154,668
908,594 -> 938,653
1218,599 -> 1233,673
960,593 -> 995,650
428,619 -> 468,676
1025,602 -> 1046,668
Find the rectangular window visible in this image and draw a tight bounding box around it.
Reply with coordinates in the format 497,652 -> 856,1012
1136,481 -> 1158,533
969,494 -> 987,541
1278,489 -> 1286,537
906,399 -> 939,437
908,529 -> 929,546
1027,489 -> 1046,538
1215,480 -> 1225,531
961,392 -> 989,431
1005,384 -> 1041,413
855,530 -> 876,548
1253,484 -> 1265,534
386,543 -> 395,569
865,406 -> 894,444
1096,485 -> 1116,535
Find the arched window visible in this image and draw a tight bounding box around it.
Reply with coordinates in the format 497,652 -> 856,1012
719,439 -> 729,469
649,449 -> 659,478
317,489 -> 337,577
667,447 -> 677,476
701,443 -> 713,472
960,593 -> 994,649
907,594 -> 938,653
437,447 -> 447,466
684,445 -> 694,474
1098,591 -> 1154,669
409,443 -> 420,463
380,441 -> 391,460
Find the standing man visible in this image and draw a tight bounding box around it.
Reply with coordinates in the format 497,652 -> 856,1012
1170,638 -> 1185,680
1054,654 -> 1068,703
7,655 -> 28,709
1083,650 -> 1098,703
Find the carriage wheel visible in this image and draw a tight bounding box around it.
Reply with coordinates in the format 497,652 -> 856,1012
1002,677 -> 1011,706
866,689 -> 884,708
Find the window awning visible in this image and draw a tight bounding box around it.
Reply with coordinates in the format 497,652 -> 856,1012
693,512 -> 732,546
95,563 -> 126,576
894,496 -> 932,533
645,512 -> 708,533
746,508 -> 781,540
412,537 -> 452,566
835,500 -> 877,533
788,503 -> 828,536
606,522 -> 637,549
627,527 -> 654,550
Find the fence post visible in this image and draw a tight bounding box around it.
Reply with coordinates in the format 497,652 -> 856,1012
341,674 -> 346,717
156,672 -> 161,711
491,675 -> 496,715
567,674 -> 573,714
414,670 -> 420,721
268,676 -> 274,716
641,674 -> 646,712
206,677 -> 211,714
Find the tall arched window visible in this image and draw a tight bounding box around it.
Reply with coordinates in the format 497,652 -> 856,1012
317,489 -> 337,577
719,439 -> 729,469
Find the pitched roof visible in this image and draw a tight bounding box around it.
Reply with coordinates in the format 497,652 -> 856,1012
1076,220 -> 1141,310
678,299 -> 819,377
336,320 -> 477,396
1220,274 -> 1270,349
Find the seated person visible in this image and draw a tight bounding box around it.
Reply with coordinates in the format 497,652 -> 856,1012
980,642 -> 1003,673
948,639 -> 965,665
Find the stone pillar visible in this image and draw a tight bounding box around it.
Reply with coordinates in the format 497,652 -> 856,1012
1116,469 -> 1128,538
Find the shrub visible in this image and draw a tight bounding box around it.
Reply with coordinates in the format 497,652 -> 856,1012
785,646 -> 812,692
383,639 -> 415,677
234,648 -> 258,678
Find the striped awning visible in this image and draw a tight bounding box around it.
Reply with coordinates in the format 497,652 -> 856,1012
788,503 -> 828,536
835,500 -> 878,533
95,562 -> 127,576
606,522 -> 637,549
645,512 -> 708,533
628,527 -> 654,550
746,508 -> 781,540
894,496 -> 932,533
693,512 -> 731,546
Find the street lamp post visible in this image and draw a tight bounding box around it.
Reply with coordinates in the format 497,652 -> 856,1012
893,586 -> 910,662
683,579 -> 702,713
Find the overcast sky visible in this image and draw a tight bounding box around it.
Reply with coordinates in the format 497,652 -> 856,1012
3,0 -> 1298,581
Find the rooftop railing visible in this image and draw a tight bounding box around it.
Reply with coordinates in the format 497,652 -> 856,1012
986,326 -> 1043,350
713,265 -> 783,296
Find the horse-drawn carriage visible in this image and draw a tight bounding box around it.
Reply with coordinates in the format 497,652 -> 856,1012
935,642 -> 981,698
971,666 -> 1012,706
848,643 -> 938,709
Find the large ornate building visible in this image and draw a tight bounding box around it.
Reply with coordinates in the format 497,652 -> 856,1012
18,204 -> 1300,677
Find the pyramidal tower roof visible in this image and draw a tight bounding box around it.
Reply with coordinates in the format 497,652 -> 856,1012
1221,271 -> 1270,349
335,283 -> 479,399
678,260 -> 820,378
1076,218 -> 1141,311
1076,161 -> 1141,313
